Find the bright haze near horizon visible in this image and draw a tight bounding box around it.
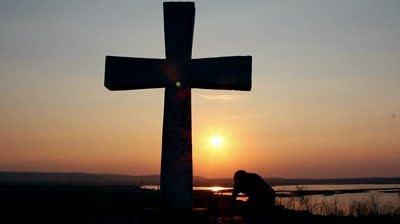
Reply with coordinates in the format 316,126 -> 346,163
0,0 -> 399,179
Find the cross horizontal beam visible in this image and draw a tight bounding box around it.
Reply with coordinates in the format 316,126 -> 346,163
104,1 -> 252,209
105,56 -> 252,91
105,57 -> 164,90
190,56 -> 251,91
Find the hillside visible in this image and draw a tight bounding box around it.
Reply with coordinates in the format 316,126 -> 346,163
1,171 -> 399,186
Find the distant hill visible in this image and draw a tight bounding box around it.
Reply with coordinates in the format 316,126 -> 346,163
1,171 -> 399,186
194,177 -> 400,187
266,177 -> 400,186
0,171 -> 159,186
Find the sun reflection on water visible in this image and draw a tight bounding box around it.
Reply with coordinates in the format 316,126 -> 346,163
208,186 -> 225,192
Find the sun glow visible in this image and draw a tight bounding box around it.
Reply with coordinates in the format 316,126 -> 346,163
208,186 -> 224,192
210,136 -> 223,147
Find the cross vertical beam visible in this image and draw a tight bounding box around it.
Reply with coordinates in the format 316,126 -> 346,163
160,2 -> 195,208
104,2 -> 252,210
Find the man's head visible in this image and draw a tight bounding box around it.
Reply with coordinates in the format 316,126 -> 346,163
234,170 -> 247,184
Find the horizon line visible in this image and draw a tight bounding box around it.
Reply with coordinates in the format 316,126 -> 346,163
1,170 -> 399,180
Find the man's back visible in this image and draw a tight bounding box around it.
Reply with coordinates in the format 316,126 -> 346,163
232,170 -> 276,207
244,173 -> 275,198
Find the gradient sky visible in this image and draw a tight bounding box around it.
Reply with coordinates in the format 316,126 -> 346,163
0,0 -> 399,178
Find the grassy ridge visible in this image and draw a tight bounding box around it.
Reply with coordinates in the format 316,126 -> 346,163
1,184 -> 400,224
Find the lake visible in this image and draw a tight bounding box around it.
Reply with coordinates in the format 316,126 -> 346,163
142,184 -> 400,215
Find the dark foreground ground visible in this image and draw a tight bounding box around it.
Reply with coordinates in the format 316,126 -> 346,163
1,185 -> 399,224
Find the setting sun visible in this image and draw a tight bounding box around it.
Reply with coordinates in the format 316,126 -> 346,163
210,136 -> 223,147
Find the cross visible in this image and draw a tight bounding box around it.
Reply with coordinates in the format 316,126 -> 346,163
104,2 -> 252,208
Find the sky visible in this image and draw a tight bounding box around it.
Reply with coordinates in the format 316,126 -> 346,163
0,0 -> 399,179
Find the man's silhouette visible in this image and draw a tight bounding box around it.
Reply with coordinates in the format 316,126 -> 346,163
232,170 -> 276,211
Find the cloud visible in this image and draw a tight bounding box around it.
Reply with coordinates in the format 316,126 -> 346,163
199,94 -> 237,100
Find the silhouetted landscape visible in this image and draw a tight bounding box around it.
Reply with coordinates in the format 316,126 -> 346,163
1,172 -> 399,224
2,171 -> 400,187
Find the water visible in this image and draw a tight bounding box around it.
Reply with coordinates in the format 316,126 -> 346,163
141,185 -> 233,192
142,184 -> 400,199
141,184 -> 400,215
142,184 -> 400,192
274,184 -> 400,215
277,191 -> 400,215
273,184 -> 400,191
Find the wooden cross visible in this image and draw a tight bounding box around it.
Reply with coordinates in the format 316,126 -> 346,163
104,2 -> 252,208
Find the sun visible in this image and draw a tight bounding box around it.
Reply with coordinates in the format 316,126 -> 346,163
210,136 -> 223,147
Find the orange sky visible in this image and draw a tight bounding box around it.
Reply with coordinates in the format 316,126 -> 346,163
0,0 -> 399,178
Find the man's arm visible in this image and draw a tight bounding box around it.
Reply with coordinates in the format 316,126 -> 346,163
231,183 -> 240,208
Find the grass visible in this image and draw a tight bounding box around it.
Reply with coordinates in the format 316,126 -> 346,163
275,185 -> 400,216
348,194 -> 400,216
2,184 -> 399,223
